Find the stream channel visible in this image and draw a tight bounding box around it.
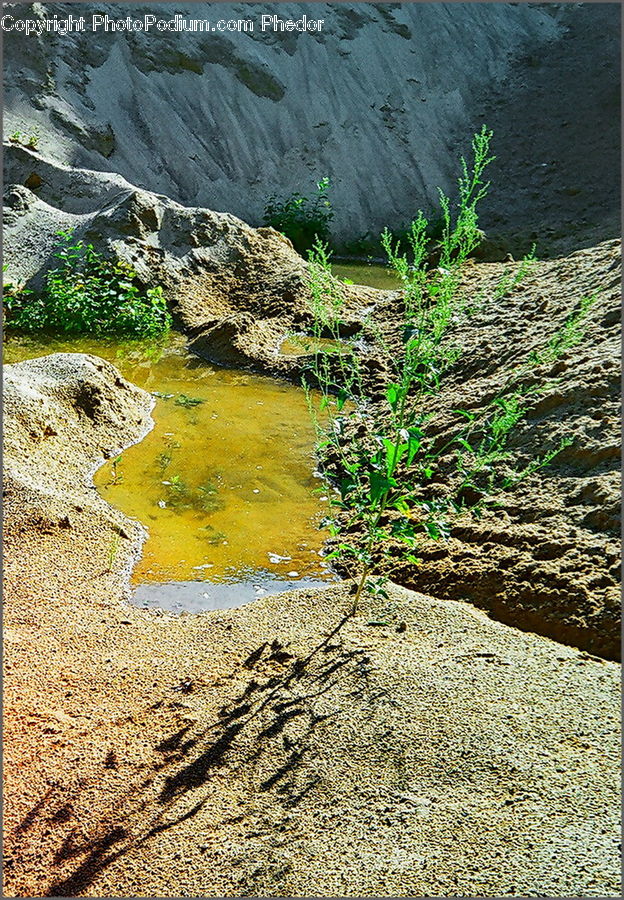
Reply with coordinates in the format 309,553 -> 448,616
5,262 -> 398,612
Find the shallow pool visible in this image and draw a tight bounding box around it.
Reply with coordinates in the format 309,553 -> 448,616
5,332 -> 335,607
4,264 -> 395,611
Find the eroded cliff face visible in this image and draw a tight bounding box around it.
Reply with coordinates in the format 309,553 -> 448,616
4,2 -> 619,253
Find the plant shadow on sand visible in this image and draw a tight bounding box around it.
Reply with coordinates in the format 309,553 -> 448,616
13,612 -> 375,897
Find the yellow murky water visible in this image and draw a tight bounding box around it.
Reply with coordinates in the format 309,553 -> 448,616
5,332 -> 332,587
4,265 -> 394,609
332,261 -> 400,291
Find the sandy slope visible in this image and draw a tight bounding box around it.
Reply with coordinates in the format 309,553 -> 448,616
344,240 -> 622,660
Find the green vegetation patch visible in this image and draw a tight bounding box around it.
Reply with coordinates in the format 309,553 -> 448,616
302,127 -> 590,609
3,231 -> 171,338
263,177 -> 333,255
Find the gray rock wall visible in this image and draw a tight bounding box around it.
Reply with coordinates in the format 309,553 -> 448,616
3,3 -> 620,253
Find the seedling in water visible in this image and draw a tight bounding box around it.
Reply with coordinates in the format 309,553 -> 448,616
175,394 -> 204,408
107,455 -> 124,486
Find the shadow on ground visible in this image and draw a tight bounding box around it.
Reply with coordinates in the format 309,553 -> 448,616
12,612 -> 375,897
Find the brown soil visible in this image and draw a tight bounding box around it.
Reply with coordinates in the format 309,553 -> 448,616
330,240 -> 621,661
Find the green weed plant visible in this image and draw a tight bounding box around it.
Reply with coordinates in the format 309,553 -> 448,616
303,128 -> 587,610
3,231 -> 171,338
263,177 -> 334,255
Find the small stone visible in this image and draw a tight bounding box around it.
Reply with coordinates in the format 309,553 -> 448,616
25,172 -> 42,190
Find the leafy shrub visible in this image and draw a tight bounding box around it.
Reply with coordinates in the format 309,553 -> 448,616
263,177 -> 333,255
3,231 -> 171,338
303,127 -> 577,609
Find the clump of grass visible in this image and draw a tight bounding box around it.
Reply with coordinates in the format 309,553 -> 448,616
161,474 -> 191,509
3,230 -> 170,338
151,391 -> 175,400
174,394 -> 204,408
198,525 -> 227,545
159,471 -> 224,514
196,478 -> 221,512
107,455 -> 124,486
155,436 -> 180,474
8,129 -> 39,148
492,244 -> 537,301
530,292 -> 598,365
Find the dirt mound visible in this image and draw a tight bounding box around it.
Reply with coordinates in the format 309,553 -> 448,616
4,352 -> 153,487
3,353 -> 154,611
3,143 -> 371,372
330,241 -> 619,660
413,241 -> 621,659
3,356 -> 620,898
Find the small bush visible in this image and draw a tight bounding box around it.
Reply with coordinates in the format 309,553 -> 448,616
303,126 -> 577,609
3,231 -> 171,338
263,177 -> 333,255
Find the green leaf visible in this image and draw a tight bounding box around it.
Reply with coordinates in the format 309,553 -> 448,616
382,437 -> 404,475
386,384 -> 401,411
454,437 -> 474,452
403,427 -> 422,466
336,388 -> 349,411
323,549 -> 342,560
369,471 -> 397,503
